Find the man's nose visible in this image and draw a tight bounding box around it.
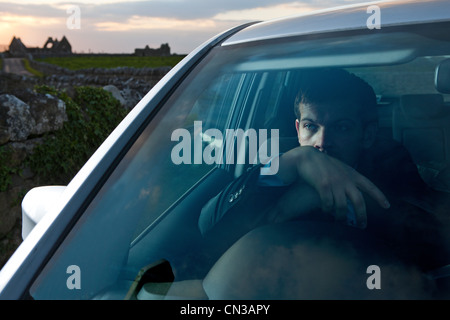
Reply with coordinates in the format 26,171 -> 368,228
314,128 -> 330,152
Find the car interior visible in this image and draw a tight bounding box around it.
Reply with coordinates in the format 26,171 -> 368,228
123,57 -> 450,300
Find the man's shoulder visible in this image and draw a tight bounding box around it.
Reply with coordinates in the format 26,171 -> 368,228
369,136 -> 408,158
360,136 -> 426,194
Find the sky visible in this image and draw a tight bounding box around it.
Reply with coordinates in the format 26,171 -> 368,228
0,0 -> 382,55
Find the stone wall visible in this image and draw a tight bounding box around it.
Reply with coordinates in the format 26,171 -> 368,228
29,60 -> 170,109
0,72 -> 67,265
0,64 -> 169,267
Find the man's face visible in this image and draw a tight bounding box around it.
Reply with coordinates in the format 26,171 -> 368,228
296,102 -> 367,167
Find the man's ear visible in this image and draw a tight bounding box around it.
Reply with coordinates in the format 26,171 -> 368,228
362,122 -> 378,149
295,119 -> 301,144
295,119 -> 300,133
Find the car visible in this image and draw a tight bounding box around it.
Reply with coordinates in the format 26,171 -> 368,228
1,0 -> 450,300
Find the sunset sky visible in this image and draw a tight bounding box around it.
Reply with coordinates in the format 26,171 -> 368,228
1,0 -> 382,54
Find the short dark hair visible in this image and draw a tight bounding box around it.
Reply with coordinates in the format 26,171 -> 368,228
294,68 -> 378,126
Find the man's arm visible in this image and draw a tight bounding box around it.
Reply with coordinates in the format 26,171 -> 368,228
199,145 -> 391,242
275,146 -> 391,227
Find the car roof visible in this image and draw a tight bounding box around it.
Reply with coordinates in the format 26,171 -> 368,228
222,0 -> 450,47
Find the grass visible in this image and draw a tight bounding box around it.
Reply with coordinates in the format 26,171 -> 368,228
23,59 -> 44,77
36,55 -> 186,71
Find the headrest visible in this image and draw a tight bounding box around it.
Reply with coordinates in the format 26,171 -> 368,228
400,94 -> 444,119
435,59 -> 450,94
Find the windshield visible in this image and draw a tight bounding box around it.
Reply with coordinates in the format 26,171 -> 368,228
30,22 -> 450,300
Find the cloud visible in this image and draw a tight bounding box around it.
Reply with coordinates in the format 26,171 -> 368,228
85,0 -> 293,21
84,0 -> 338,33
1,0 -> 366,22
0,0 -> 380,53
95,16 -> 217,32
0,2 -> 64,17
213,2 -> 322,21
83,0 -> 373,21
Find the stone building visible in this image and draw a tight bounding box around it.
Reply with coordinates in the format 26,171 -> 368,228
8,37 -> 28,57
8,36 -> 72,58
42,36 -> 72,54
134,43 -> 171,57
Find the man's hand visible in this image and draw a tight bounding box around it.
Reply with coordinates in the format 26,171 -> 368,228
274,146 -> 390,227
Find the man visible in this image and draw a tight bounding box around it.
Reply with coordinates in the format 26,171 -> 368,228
199,68 -> 447,292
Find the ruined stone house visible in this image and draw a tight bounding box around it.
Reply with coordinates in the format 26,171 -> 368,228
8,36 -> 72,58
134,43 -> 171,57
8,37 -> 28,57
41,36 -> 72,54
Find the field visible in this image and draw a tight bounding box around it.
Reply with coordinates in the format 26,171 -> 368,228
36,55 -> 186,70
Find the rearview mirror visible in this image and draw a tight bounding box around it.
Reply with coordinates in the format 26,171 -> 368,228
21,186 -> 66,240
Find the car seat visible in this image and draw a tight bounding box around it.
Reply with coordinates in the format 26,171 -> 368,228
392,93 -> 450,192
391,57 -> 450,193
435,58 -> 450,95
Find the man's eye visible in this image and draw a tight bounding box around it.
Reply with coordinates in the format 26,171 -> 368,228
335,123 -> 351,132
337,124 -> 349,132
303,123 -> 318,131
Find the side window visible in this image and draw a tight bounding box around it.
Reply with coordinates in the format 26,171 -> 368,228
28,68 -> 251,299
132,73 -> 246,235
263,71 -> 292,123
191,73 -> 244,131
